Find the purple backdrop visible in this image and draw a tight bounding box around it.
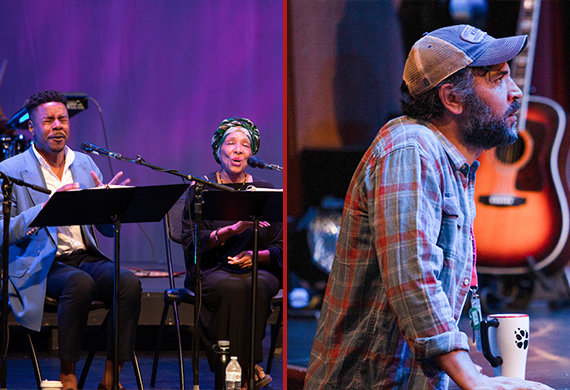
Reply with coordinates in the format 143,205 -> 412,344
0,0 -> 284,269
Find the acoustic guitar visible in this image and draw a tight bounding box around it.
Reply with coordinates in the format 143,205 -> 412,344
474,0 -> 570,275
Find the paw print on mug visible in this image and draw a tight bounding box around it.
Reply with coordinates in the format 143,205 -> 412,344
514,328 -> 529,350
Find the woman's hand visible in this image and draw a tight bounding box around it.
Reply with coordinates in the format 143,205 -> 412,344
227,251 -> 253,268
90,171 -> 131,187
229,220 -> 271,235
207,221 -> 270,251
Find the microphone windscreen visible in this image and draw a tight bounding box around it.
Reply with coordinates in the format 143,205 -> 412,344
80,142 -> 93,153
247,157 -> 259,168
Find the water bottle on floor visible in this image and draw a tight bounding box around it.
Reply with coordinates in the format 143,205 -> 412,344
225,356 -> 242,390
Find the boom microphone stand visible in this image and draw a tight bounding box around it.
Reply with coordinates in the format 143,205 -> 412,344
0,171 -> 51,388
82,148 -> 232,390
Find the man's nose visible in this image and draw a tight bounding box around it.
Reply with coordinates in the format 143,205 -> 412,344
508,76 -> 523,101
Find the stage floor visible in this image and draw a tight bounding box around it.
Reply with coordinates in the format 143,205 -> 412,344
5,343 -> 283,390
288,300 -> 570,390
3,274 -> 283,390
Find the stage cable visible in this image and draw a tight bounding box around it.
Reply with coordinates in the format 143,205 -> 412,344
87,96 -> 157,270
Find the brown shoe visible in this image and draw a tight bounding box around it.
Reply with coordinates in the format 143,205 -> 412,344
254,365 -> 272,389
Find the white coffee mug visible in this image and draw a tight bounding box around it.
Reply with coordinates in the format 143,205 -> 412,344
481,313 -> 530,379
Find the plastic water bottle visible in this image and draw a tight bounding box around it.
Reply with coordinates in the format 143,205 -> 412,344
225,356 -> 241,390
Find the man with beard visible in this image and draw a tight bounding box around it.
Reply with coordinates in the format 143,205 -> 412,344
304,25 -> 553,390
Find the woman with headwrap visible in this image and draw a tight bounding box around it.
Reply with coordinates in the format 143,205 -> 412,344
181,117 -> 282,389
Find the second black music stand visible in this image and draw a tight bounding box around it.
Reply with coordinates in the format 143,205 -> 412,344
200,189 -> 282,390
31,183 -> 189,390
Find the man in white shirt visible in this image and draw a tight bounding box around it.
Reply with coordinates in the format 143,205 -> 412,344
0,90 -> 141,390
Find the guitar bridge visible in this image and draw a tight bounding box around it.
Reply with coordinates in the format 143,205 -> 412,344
478,195 -> 527,207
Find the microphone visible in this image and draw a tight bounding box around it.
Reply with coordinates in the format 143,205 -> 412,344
247,156 -> 283,172
81,142 -> 122,159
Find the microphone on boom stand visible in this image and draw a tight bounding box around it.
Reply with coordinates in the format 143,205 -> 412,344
81,142 -> 122,159
247,157 -> 283,172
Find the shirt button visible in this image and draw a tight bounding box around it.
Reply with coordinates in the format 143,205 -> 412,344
463,278 -> 470,286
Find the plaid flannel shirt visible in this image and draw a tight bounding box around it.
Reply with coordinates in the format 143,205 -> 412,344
305,117 -> 478,390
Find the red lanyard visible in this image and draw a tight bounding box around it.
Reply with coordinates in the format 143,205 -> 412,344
470,226 -> 478,288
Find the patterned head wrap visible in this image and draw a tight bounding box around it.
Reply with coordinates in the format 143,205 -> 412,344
211,117 -> 260,164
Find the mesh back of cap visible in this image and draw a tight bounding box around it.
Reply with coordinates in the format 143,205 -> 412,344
403,36 -> 472,98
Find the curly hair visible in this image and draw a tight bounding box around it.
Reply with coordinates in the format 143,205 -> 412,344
26,90 -> 67,121
401,67 -> 490,122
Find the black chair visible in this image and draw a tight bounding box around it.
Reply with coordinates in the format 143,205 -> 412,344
150,198 -> 194,390
265,289 -> 283,376
26,296 -> 144,390
150,198 -> 283,389
9,224 -> 145,390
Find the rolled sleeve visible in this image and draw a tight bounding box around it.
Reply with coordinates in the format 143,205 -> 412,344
414,329 -> 470,359
414,330 -> 470,375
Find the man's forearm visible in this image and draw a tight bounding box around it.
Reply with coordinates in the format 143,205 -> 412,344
434,349 -> 483,390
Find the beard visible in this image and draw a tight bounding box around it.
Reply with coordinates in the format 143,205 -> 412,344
460,91 -> 520,150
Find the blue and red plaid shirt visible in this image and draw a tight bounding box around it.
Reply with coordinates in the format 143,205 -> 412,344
305,117 -> 478,389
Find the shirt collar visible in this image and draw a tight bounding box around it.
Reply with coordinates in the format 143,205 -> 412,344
427,124 -> 479,176
32,143 -> 75,172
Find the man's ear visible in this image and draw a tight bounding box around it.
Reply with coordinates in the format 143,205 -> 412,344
438,84 -> 464,115
28,119 -> 34,135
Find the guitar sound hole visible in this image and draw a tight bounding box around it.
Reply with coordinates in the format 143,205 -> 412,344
494,137 -> 525,164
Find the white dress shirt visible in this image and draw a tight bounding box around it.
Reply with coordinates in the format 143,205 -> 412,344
32,144 -> 87,256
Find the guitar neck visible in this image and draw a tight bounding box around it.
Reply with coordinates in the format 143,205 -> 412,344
510,0 -> 541,131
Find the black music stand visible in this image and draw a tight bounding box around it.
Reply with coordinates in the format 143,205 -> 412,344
30,183 -> 189,390
200,189 -> 282,390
